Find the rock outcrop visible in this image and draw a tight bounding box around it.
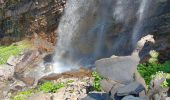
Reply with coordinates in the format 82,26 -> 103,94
0,0 -> 66,45
95,55 -> 147,100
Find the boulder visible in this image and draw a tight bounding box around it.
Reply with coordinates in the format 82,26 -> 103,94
122,95 -> 144,100
95,56 -> 139,84
110,83 -> 125,100
117,82 -> 145,96
28,92 -> 52,100
100,79 -> 117,93
0,64 -> 14,81
15,49 -> 40,73
148,75 -> 169,100
52,88 -> 66,100
82,93 -> 111,100
7,55 -> 18,66
134,70 -> 147,89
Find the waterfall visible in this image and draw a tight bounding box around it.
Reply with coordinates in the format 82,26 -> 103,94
132,0 -> 152,47
52,0 -> 155,73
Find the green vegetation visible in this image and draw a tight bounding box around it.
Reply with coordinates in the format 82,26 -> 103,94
148,50 -> 159,64
92,71 -> 103,91
38,81 -> 65,93
138,60 -> 170,86
0,40 -> 30,64
11,81 -> 65,100
137,50 -> 170,88
11,89 -> 34,100
67,80 -> 74,84
151,71 -> 169,88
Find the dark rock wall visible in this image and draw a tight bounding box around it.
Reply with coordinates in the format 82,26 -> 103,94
139,0 -> 170,62
0,0 -> 66,45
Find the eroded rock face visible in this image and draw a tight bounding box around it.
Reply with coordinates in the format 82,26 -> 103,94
0,0 -> 66,45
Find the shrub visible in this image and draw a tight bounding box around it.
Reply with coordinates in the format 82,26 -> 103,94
92,71 -> 103,91
137,50 -> 170,87
0,40 -> 30,64
38,81 -> 65,93
11,89 -> 34,100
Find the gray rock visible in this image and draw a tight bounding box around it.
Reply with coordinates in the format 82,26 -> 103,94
110,83 -> 125,100
100,79 -> 117,93
122,95 -> 143,100
117,82 -> 145,96
28,92 -> 52,100
82,93 -> 111,100
7,55 -> 18,66
95,56 -> 138,84
15,49 -> 40,73
134,70 -> 147,89
148,74 -> 169,99
0,64 -> 14,81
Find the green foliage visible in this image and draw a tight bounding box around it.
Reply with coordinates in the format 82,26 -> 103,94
11,89 -> 34,100
92,71 -> 103,91
137,50 -> 170,88
149,50 -> 159,64
67,80 -> 74,84
38,81 -> 65,93
137,63 -> 160,85
0,41 -> 29,64
151,71 -> 168,88
0,45 -> 22,64
11,81 -> 65,100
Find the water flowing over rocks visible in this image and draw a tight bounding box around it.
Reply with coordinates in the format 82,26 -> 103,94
0,0 -> 170,100
54,0 -> 170,67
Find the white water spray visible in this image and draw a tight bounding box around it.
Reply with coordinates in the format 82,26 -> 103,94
132,0 -> 151,47
52,0 -> 154,73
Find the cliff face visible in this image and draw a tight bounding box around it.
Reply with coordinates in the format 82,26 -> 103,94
0,0 -> 170,62
139,0 -> 170,62
0,0 -> 66,45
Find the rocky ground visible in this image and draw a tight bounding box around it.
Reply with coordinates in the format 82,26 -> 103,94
0,50 -> 169,100
0,35 -> 169,100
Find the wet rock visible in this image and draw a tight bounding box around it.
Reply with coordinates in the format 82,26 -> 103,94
82,92 -> 111,100
117,82 -> 145,96
95,56 -> 139,84
0,64 -> 14,81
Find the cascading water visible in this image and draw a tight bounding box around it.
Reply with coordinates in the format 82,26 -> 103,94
52,0 -> 156,73
132,0 -> 152,47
